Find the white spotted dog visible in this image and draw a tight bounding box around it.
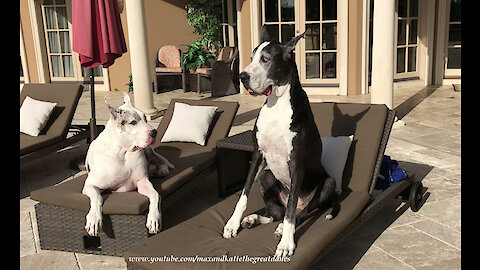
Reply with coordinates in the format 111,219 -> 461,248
82,93 -> 174,237
222,27 -> 336,258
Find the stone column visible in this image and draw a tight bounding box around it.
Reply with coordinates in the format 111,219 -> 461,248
125,0 -> 158,119
236,0 -> 245,94
370,0 -> 395,109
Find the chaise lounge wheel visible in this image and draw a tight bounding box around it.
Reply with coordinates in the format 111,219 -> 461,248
409,182 -> 423,212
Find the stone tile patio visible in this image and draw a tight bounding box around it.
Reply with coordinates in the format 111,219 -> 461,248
20,80 -> 460,269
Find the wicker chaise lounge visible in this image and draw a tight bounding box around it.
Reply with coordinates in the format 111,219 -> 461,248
20,83 -> 97,164
124,102 -> 424,270
30,98 -> 239,256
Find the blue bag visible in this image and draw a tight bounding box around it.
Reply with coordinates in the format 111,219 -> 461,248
375,155 -> 407,190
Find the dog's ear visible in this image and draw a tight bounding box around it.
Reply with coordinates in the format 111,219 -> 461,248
282,30 -> 307,57
123,92 -> 133,106
105,97 -> 119,120
260,25 -> 272,43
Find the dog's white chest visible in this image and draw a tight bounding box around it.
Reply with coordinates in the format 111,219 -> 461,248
85,124 -> 148,191
256,85 -> 296,186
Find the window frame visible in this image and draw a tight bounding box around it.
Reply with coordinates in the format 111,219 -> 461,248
39,0 -> 106,85
394,0 -> 420,79
260,0 -> 341,85
444,0 -> 461,78
20,22 -> 29,84
221,0 -> 237,47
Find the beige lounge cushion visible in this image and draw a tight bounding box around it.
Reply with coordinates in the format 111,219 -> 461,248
155,67 -> 182,73
157,45 -> 181,68
30,99 -> 240,215
124,102 -> 390,270
124,181 -> 370,270
194,67 -> 212,76
30,146 -> 216,215
217,47 -> 234,61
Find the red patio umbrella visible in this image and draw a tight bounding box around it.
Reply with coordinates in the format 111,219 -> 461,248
72,0 -> 127,140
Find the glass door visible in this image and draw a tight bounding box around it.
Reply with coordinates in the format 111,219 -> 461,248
300,0 -> 338,82
40,0 -> 103,83
260,0 -> 339,84
261,0 -> 296,44
261,0 -> 299,74
445,0 -> 461,78
220,0 -> 238,47
394,0 -> 419,79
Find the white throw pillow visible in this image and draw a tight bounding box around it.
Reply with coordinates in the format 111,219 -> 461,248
161,102 -> 218,146
20,96 -> 57,137
321,135 -> 354,194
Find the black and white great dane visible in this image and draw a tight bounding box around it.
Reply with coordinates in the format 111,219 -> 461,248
222,27 -> 336,258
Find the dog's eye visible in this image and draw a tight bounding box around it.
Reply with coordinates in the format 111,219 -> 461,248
130,120 -> 137,125
262,56 -> 270,63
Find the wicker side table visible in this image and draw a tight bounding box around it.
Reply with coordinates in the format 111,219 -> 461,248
215,130 -> 255,197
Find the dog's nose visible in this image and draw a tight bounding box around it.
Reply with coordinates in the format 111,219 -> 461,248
239,72 -> 250,84
150,129 -> 157,138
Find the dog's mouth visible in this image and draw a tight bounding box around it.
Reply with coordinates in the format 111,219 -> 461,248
135,137 -> 156,151
247,85 -> 273,96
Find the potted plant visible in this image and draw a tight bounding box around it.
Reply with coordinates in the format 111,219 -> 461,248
182,0 -> 222,91
182,39 -> 214,72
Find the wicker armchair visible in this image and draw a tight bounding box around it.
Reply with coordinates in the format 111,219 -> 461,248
194,46 -> 239,97
153,45 -> 187,93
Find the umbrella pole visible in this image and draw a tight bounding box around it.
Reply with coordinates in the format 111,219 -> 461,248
89,68 -> 97,141
69,68 -> 97,171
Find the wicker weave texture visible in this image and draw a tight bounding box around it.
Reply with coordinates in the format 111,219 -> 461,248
216,130 -> 254,152
34,164 -> 213,257
35,203 -> 150,257
369,110 -> 396,194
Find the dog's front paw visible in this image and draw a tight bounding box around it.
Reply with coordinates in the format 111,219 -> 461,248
157,164 -> 170,177
274,236 -> 296,258
85,210 -> 102,236
223,218 -> 240,239
157,162 -> 175,178
146,209 -> 162,234
274,222 -> 283,239
241,214 -> 260,229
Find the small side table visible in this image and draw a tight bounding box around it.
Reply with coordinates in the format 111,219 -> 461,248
215,130 -> 255,198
